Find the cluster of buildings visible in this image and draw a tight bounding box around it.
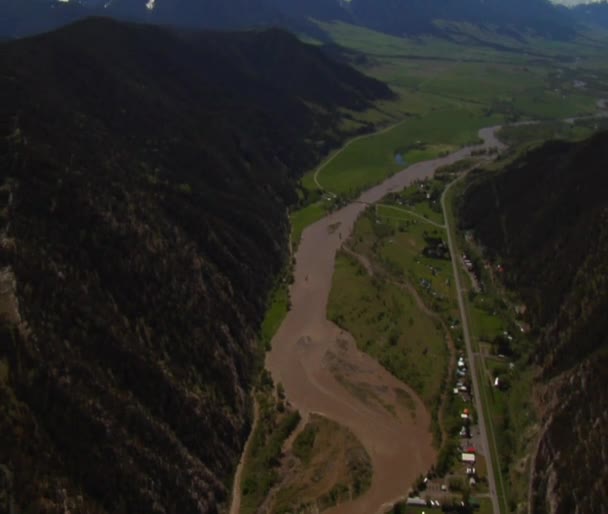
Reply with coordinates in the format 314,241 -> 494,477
454,355 -> 472,438
461,253 -> 481,292
404,346 -> 487,508
461,448 -> 478,487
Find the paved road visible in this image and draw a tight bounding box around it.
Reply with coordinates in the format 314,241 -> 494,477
442,172 -> 502,514
376,203 -> 447,229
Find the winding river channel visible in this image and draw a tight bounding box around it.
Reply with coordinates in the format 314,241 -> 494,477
227,100 -> 608,514
263,126 -> 505,514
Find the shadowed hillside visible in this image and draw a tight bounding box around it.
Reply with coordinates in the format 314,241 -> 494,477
459,133 -> 608,514
0,18 -> 390,514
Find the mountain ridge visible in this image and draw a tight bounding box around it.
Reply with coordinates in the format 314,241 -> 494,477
0,0 -> 588,40
459,132 -> 608,514
0,17 -> 390,513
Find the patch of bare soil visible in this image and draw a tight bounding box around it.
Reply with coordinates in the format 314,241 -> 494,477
265,414 -> 372,513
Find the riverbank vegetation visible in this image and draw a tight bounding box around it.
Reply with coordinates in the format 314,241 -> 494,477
306,109 -> 495,196
260,263 -> 295,352
272,20 -> 608,514
288,20 -> 608,245
268,414 -> 372,513
329,250 -> 448,405
326,164 -> 513,508
240,372 -> 301,514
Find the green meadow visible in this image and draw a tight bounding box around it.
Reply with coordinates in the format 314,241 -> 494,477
328,250 -> 448,405
289,202 -> 328,247
351,205 -> 458,318
307,108 -> 497,195
260,282 -> 290,350
289,21 -> 608,246
294,20 -> 607,199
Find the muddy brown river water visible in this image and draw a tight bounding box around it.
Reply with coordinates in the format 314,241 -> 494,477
264,127 -> 505,514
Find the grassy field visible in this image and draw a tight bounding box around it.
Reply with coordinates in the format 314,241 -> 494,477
353,207 -> 458,318
497,117 -> 608,147
261,281 -> 290,350
470,302 -> 504,343
328,250 -> 448,405
308,108 -> 498,195
316,20 -> 607,112
287,19 -> 608,241
270,414 -> 372,513
290,202 -> 328,247
240,375 -> 301,514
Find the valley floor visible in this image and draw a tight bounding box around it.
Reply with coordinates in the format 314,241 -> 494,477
263,128 -> 505,514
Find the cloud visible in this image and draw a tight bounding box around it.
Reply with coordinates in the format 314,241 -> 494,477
551,0 -> 603,5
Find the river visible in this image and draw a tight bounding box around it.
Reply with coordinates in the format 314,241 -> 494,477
264,126 -> 505,514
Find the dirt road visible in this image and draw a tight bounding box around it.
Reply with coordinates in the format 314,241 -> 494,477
229,399 -> 259,514
266,129 -> 502,514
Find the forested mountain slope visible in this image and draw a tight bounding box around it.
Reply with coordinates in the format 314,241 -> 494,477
459,133 -> 608,514
0,0 -> 87,38
0,18 -> 390,513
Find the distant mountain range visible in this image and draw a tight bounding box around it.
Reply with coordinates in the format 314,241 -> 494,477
2,0 -> 608,40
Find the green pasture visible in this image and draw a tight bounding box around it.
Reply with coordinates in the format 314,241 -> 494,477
353,208 -> 457,315
308,108 -> 498,195
328,251 -> 448,405
290,202 -> 328,246
260,283 -> 290,350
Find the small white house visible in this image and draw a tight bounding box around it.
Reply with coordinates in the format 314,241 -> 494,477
461,452 -> 476,464
406,497 -> 427,506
